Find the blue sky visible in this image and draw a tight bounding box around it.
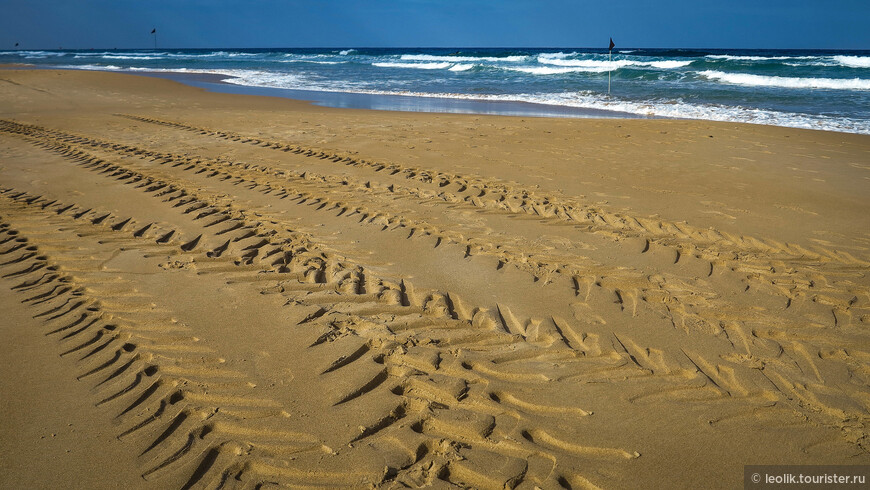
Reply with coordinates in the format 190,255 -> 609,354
1,0 -> 868,50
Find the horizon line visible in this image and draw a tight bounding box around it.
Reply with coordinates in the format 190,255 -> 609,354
5,45 -> 870,52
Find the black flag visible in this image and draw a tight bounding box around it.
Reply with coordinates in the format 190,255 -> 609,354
151,28 -> 156,34
609,38 -> 615,51
14,42 -> 19,47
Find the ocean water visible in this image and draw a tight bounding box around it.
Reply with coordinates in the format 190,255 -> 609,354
2,47 -> 869,134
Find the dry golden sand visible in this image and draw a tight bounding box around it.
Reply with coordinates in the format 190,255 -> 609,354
0,69 -> 868,489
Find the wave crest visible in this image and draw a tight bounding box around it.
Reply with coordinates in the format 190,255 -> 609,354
700,70 -> 870,90
705,54 -> 816,61
538,57 -> 692,70
373,62 -> 452,70
508,66 -> 608,75
400,54 -> 526,63
834,55 -> 870,68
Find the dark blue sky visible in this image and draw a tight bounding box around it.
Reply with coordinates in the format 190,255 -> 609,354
2,0 -> 868,50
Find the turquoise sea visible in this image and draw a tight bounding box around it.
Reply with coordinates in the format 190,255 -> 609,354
2,47 -> 869,134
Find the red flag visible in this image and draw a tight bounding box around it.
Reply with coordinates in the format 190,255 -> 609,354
609,38 -> 615,51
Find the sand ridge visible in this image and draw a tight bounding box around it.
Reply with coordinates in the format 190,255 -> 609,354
0,69 -> 868,488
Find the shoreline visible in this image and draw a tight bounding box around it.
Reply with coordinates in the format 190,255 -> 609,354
141,70 -> 650,120
4,62 -> 868,134
0,67 -> 868,489
5,64 -> 651,120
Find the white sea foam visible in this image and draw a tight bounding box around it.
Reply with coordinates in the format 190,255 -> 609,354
538,58 -> 624,68
536,57 -> 692,71
347,90 -> 868,134
536,91 -> 870,133
508,65 -> 608,75
648,60 -> 693,68
784,61 -> 838,67
214,68 -> 375,93
834,55 -> 870,68
705,54 -> 817,61
400,54 -> 526,63
339,49 -> 356,55
164,51 -> 230,58
706,55 -> 779,61
537,52 -> 577,60
373,62 -> 453,70
449,64 -> 475,72
229,73 -> 869,133
279,60 -> 345,65
70,51 -> 212,62
700,70 -> 870,90
65,64 -> 123,70
7,50 -> 65,57
102,55 -> 164,60
314,86 -> 867,134
74,52 -> 156,58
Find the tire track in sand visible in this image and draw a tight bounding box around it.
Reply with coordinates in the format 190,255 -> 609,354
1,118 -> 868,488
0,190 -> 648,486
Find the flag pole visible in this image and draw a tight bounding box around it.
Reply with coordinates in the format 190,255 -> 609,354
608,37 -> 614,95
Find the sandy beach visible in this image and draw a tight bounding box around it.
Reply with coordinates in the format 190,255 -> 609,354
1,68 -> 868,488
